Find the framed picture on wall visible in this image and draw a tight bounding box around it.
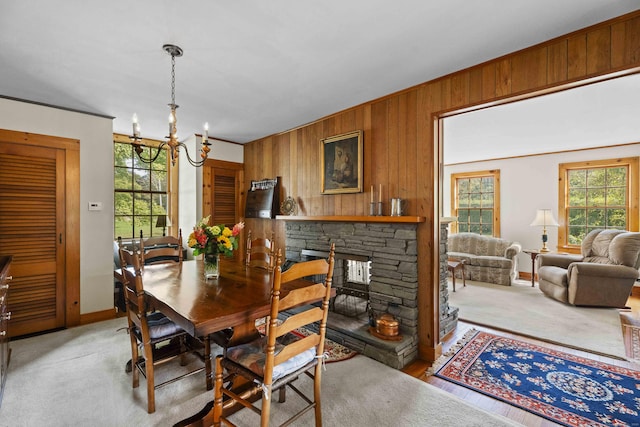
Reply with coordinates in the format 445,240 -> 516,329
320,130 -> 363,194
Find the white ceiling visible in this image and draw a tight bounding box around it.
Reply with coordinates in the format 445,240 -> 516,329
1,1 -> 638,144
444,73 -> 640,164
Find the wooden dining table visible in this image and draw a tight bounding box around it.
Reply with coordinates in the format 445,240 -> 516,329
140,257 -> 325,426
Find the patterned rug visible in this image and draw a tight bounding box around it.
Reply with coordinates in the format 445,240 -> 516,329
430,330 -> 640,427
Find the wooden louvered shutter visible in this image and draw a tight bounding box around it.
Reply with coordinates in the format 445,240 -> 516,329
213,171 -> 237,226
0,142 -> 65,337
202,160 -> 243,260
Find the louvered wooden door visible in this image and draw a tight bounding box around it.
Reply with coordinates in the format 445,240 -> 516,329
202,160 -> 244,260
212,170 -> 238,225
0,142 -> 66,337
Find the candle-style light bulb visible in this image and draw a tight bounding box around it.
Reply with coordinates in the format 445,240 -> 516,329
132,113 -> 140,137
203,122 -> 209,143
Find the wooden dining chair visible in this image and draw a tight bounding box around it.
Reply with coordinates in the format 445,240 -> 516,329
213,244 -> 335,427
245,230 -> 275,271
119,247 -> 204,413
140,229 -> 184,265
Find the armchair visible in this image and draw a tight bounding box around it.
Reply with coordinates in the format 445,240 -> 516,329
538,229 -> 640,307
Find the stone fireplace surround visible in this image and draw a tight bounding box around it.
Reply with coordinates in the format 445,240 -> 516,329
279,215 -> 425,369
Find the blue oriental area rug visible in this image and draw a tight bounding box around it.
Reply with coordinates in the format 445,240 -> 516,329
434,331 -> 640,427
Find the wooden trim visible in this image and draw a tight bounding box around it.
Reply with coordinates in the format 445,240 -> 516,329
80,309 -> 116,325
204,158 -> 244,170
0,129 -> 81,328
557,156 -> 639,249
275,215 -> 425,223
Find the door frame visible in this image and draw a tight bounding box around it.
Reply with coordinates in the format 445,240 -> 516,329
0,129 -> 80,327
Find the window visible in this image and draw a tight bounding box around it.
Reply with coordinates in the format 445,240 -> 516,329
559,157 -> 638,248
114,137 -> 170,239
451,170 -> 500,236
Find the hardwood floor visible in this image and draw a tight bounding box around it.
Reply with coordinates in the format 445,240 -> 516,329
402,292 -> 640,426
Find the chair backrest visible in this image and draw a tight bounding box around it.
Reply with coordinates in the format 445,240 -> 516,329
582,229 -> 640,268
118,247 -> 146,317
140,229 -> 183,265
245,230 -> 275,270
263,244 -> 335,385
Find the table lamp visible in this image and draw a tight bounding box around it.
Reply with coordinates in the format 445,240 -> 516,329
530,209 -> 558,252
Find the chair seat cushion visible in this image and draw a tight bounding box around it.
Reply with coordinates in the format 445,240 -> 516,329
226,336 -> 316,381
139,311 -> 184,340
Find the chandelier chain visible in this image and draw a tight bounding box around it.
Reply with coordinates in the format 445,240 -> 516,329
170,53 -> 176,106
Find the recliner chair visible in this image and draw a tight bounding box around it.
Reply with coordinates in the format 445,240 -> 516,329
537,229 -> 640,307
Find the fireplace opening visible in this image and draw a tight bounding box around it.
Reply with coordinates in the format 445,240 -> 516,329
300,249 -> 371,322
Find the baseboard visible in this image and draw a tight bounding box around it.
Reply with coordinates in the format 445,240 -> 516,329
518,272 -> 533,281
80,308 -> 117,325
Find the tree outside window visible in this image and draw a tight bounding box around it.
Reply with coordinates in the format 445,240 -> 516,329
114,141 -> 169,239
451,170 -> 500,237
560,158 -> 638,248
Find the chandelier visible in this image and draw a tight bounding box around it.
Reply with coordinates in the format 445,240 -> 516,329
130,44 -> 211,167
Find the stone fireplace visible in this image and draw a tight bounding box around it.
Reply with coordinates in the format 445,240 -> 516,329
279,216 -> 422,369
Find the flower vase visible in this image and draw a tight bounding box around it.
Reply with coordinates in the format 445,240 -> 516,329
203,253 -> 220,279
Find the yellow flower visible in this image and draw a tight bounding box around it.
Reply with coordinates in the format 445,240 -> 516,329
222,227 -> 232,237
210,225 -> 221,236
218,235 -> 232,249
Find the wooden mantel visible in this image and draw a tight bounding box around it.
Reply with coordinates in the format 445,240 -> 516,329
276,215 -> 425,223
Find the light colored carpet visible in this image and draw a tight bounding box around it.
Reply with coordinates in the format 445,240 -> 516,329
0,317 -> 520,427
449,278 -> 626,359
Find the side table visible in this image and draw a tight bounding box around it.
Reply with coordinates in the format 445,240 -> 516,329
522,249 -> 541,287
447,260 -> 466,292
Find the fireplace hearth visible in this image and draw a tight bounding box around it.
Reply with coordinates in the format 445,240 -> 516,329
281,218 -> 420,368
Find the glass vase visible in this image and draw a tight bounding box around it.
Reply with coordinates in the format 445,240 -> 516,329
203,253 -> 220,279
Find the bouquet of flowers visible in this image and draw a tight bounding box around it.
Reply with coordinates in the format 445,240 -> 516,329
188,215 -> 245,258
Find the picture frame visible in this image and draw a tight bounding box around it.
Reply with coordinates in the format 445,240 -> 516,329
320,130 -> 363,194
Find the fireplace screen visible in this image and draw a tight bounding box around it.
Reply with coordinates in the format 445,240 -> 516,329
301,250 -> 370,318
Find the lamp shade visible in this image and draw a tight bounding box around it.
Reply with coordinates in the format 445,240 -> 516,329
530,209 -> 559,227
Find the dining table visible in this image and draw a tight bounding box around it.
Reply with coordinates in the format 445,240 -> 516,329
140,257 -> 330,426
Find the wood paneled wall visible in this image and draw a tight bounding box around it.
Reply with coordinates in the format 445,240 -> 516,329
243,11 -> 640,361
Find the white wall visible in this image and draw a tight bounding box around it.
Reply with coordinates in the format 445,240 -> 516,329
444,74 -> 640,164
178,134 -> 244,259
0,99 -> 245,314
443,143 -> 640,275
442,74 -> 640,276
0,98 -> 114,314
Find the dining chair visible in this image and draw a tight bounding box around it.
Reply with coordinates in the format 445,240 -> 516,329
213,244 -> 335,427
140,229 -> 184,265
245,230 -> 275,271
119,247 -> 205,413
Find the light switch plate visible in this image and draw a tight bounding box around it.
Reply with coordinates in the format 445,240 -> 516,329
88,202 -> 103,211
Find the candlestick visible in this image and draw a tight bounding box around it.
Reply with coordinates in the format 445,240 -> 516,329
377,201 -> 383,216
369,202 -> 376,216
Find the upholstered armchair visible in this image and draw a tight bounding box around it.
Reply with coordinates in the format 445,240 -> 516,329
537,229 -> 640,307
